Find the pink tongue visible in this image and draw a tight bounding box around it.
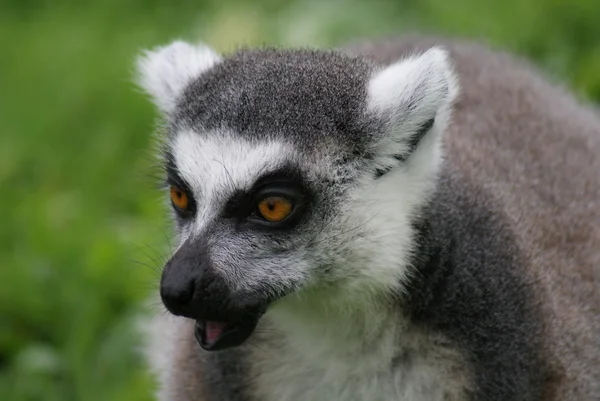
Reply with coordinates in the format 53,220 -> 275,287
205,321 -> 228,344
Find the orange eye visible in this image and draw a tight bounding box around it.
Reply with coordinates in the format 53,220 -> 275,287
170,186 -> 189,211
257,196 -> 293,223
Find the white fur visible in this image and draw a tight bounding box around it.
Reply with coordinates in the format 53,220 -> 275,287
367,47 -> 458,178
139,310 -> 187,401
367,47 -> 458,121
136,41 -> 221,114
341,111 -> 451,297
249,309 -> 470,401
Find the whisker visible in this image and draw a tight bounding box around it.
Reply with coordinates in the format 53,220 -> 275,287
158,225 -> 175,256
212,158 -> 236,192
128,241 -> 162,266
144,240 -> 169,264
145,300 -> 166,313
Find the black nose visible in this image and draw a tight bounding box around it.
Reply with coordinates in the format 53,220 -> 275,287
158,239 -> 267,325
159,243 -> 204,317
160,269 -> 196,316
158,240 -> 270,350
159,240 -> 236,321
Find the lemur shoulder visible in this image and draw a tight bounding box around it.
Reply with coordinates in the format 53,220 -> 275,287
135,36 -> 600,401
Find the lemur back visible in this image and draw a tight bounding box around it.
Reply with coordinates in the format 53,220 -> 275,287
139,36 -> 600,401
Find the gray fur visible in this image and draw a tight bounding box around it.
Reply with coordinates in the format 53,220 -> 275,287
174,48 -> 378,154
138,36 -> 600,401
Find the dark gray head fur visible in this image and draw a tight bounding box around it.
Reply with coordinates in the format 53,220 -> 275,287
175,49 -> 378,156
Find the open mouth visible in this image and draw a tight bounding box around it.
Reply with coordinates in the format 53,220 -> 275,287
194,319 -> 258,351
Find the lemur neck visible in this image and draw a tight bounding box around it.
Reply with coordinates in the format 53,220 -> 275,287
266,291 -> 402,361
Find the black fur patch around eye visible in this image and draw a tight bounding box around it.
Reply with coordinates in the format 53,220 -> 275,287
221,163 -> 311,229
374,118 -> 435,179
163,148 -> 197,217
223,189 -> 251,218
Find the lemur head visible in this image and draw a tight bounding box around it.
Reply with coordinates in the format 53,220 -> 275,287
137,41 -> 458,351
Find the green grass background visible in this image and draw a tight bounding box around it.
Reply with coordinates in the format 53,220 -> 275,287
1,0 -> 599,400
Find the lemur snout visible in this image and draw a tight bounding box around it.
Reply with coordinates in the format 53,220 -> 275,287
159,266 -> 195,317
159,239 -> 264,351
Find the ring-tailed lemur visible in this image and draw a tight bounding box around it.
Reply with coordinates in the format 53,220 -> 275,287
135,36 -> 600,401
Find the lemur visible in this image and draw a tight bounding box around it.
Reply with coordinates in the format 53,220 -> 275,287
135,36 -> 600,401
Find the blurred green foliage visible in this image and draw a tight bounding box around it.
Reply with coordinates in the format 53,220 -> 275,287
1,0 -> 598,400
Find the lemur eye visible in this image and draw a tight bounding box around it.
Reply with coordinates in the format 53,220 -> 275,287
257,196 -> 293,223
170,186 -> 190,212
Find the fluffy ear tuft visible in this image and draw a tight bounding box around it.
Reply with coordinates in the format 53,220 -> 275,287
136,41 -> 221,114
367,47 -> 459,166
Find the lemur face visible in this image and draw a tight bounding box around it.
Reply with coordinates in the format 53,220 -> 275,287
137,42 -> 457,350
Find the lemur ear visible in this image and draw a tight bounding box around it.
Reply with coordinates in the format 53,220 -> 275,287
367,47 -> 459,168
136,41 -> 221,114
